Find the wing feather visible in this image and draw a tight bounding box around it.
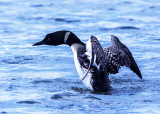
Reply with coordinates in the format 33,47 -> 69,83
78,36 -> 111,91
104,35 -> 142,79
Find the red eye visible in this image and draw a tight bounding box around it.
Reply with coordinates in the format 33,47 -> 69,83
48,38 -> 51,41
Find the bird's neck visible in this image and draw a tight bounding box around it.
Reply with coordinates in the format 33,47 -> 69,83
71,43 -> 85,53
65,32 -> 85,46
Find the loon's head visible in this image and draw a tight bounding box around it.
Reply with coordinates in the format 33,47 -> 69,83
33,30 -> 85,46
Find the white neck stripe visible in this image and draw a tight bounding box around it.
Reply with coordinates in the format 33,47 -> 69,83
64,32 -> 71,44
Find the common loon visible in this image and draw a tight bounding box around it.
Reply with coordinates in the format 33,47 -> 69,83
33,30 -> 142,92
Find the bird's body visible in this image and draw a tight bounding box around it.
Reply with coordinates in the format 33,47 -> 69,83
33,30 -> 142,92
71,43 -> 93,90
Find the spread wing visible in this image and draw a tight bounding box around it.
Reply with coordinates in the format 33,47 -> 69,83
90,35 -> 108,72
104,35 -> 142,79
78,35 -> 108,80
79,36 -> 110,91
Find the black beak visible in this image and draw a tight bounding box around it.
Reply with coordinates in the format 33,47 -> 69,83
32,41 -> 45,46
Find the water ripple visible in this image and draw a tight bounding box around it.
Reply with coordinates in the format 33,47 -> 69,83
99,26 -> 140,31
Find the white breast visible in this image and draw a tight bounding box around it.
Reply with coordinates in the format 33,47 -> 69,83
71,44 -> 93,90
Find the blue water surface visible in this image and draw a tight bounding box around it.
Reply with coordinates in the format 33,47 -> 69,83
0,0 -> 160,113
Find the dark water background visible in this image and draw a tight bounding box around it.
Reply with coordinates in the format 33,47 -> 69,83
0,0 -> 160,113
